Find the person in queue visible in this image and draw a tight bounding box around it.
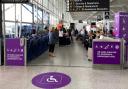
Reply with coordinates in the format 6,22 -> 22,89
87,30 -> 95,61
48,26 -> 57,57
68,27 -> 73,42
32,29 -> 37,37
83,28 -> 89,50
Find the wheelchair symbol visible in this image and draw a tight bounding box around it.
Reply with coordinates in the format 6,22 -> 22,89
46,76 -> 58,83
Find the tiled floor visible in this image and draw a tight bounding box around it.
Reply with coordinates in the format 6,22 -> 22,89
1,40 -> 128,89
0,66 -> 128,89
28,40 -> 92,67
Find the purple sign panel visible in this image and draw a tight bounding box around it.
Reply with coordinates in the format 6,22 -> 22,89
93,41 -> 121,64
114,12 -> 128,41
5,38 -> 25,66
32,72 -> 71,89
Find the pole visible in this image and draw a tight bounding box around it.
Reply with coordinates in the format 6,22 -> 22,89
0,4 -> 2,38
0,3 -> 4,65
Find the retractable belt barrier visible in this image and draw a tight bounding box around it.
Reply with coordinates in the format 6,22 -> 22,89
27,35 -> 49,62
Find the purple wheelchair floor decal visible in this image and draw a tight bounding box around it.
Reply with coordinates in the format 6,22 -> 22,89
32,72 -> 71,89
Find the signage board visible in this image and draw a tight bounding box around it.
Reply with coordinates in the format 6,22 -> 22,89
66,0 -> 110,12
104,11 -> 110,19
93,41 -> 121,64
1,0 -> 29,3
114,12 -> 128,41
5,38 -> 26,66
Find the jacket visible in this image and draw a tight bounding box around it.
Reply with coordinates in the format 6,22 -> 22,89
49,31 -> 57,44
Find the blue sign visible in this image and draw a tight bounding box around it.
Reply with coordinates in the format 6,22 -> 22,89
32,72 -> 71,89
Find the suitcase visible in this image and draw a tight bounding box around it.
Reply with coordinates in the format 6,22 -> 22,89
66,37 -> 71,45
87,48 -> 93,60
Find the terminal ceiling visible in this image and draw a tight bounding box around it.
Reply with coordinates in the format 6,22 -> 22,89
70,0 -> 128,20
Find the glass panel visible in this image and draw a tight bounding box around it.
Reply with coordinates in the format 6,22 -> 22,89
43,0 -> 48,8
37,9 -> 43,31
5,4 -> 15,21
43,10 -> 49,25
21,23 -> 32,37
39,0 -> 43,5
2,4 -> 3,11
50,14 -> 54,25
5,22 -> 15,38
34,5 -> 37,23
38,8 -> 43,24
16,4 -> 21,22
22,4 -> 32,23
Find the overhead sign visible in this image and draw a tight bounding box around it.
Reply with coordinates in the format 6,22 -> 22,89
1,0 -> 29,3
104,12 -> 110,19
32,72 -> 71,89
66,0 -> 110,12
93,41 -> 121,64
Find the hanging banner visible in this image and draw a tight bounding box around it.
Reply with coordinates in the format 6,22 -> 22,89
1,0 -> 29,3
93,40 -> 121,64
66,0 -> 110,12
5,38 -> 26,66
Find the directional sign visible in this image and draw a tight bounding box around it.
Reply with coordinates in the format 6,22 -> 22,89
66,0 -> 110,12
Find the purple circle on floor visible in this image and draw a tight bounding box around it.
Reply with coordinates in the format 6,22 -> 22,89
32,72 -> 71,89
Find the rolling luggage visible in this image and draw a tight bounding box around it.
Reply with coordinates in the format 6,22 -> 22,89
66,37 -> 71,45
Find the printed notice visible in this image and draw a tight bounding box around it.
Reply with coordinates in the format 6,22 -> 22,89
93,42 -> 121,64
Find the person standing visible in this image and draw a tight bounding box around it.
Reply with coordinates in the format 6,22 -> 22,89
59,28 -> 64,46
87,30 -> 96,61
48,27 -> 57,57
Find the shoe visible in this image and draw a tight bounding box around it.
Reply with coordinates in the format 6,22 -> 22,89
49,53 -> 56,57
49,52 -> 52,56
88,59 -> 92,61
51,54 -> 56,57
